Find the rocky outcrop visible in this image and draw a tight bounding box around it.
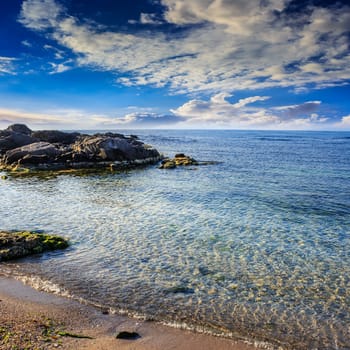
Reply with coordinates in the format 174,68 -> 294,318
159,153 -> 199,169
159,153 -> 220,169
0,124 -> 162,172
0,231 -> 69,261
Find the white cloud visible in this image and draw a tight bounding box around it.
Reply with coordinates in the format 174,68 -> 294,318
337,115 -> 350,127
171,93 -> 273,126
48,60 -> 73,74
162,0 -> 289,36
171,94 -> 328,128
140,13 -> 163,25
18,0 -> 63,31
22,40 -> 32,47
0,57 -> 16,75
18,0 -> 350,94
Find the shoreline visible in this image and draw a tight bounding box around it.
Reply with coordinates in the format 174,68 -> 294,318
0,276 -> 261,350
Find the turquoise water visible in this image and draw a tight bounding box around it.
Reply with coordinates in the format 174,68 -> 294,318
1,130 -> 350,349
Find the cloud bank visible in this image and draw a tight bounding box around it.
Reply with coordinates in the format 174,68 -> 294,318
171,94 -> 327,128
18,0 -> 350,94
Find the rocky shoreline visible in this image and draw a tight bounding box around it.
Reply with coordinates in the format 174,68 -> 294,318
0,124 -> 162,173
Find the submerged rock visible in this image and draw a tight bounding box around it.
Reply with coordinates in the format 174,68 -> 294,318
0,124 -> 162,174
0,231 -> 69,261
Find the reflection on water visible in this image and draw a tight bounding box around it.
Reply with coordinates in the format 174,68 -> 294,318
1,130 -> 350,349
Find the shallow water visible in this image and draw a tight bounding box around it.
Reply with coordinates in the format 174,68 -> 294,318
1,130 -> 350,349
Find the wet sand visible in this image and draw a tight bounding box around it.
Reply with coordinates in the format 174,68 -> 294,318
0,277 -> 259,350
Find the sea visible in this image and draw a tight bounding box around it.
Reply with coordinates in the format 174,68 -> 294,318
1,129 -> 350,349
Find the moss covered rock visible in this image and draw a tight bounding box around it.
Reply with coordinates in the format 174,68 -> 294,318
159,154 -> 199,169
0,231 -> 69,261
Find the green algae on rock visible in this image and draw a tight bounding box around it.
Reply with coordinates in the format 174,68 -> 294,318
0,231 -> 69,261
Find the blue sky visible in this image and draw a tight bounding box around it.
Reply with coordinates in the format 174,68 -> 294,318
0,0 -> 349,130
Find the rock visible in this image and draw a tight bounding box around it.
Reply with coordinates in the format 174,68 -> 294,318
0,124 -> 162,173
159,154 -> 220,169
115,331 -> 141,340
4,142 -> 60,165
159,154 -> 198,169
174,153 -> 186,158
0,231 -> 69,261
159,160 -> 176,169
71,135 -> 160,162
0,131 -> 35,153
5,124 -> 32,135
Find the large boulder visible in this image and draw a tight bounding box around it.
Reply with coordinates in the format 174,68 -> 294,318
4,142 -> 60,165
0,124 -> 35,153
0,132 -> 35,153
0,231 -> 69,261
159,154 -> 199,169
5,123 -> 32,135
71,135 -> 160,162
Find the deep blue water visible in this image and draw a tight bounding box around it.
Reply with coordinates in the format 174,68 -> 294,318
1,130 -> 350,349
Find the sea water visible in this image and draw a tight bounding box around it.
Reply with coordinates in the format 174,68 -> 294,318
1,130 -> 349,349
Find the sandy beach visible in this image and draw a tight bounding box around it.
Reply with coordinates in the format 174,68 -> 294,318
0,277 -> 259,350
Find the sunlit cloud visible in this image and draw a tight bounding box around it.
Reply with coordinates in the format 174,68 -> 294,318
0,108 -> 66,128
336,115 -> 350,128
171,94 -> 327,128
0,107 -> 103,129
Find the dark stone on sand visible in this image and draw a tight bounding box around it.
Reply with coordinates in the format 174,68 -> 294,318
0,231 -> 69,261
115,331 -> 141,340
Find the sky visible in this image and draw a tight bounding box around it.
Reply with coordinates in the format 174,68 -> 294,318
0,0 -> 349,130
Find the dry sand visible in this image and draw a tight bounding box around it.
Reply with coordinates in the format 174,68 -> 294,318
0,277 -> 259,350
